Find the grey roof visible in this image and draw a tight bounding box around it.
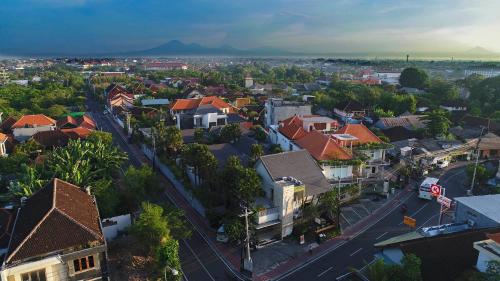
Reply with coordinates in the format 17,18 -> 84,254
208,143 -> 249,169
455,194 -> 500,223
194,104 -> 223,115
227,113 -> 245,124
258,150 -> 331,197
141,99 -> 170,106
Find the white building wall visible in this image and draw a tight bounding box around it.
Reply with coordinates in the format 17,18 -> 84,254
321,164 -> 353,180
0,257 -> 66,281
13,126 -> 55,142
102,214 -> 132,241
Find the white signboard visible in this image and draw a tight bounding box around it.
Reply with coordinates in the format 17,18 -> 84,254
437,195 -> 452,208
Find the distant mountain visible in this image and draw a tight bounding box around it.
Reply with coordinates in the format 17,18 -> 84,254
465,46 -> 496,55
128,40 -> 295,56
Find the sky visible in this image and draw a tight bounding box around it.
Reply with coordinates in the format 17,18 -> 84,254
1,0 -> 500,55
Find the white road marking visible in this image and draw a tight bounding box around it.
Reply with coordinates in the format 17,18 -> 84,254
418,214 -> 439,229
317,266 -> 334,278
376,232 -> 388,240
336,271 -> 351,280
181,239 -> 216,281
399,203 -> 429,225
349,248 -> 363,257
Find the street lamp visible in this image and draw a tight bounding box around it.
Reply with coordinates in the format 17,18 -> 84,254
164,266 -> 179,281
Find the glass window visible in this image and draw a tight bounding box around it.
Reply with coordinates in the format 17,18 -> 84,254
73,255 -> 96,273
21,269 -> 46,281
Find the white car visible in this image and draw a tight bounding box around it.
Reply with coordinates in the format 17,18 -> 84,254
436,160 -> 449,169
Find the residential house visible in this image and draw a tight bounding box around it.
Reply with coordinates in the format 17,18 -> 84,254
11,114 -> 57,142
333,100 -> 369,124
381,126 -> 421,142
374,223 -> 500,281
440,100 -> 467,112
477,133 -> 500,159
104,84 -> 134,110
0,178 -> 108,281
32,130 -> 70,149
170,96 -> 232,116
374,115 -> 427,130
264,98 -> 312,128
336,124 -> 389,179
176,104 -> 228,130
294,130 -> 355,182
473,232 -> 500,273
56,115 -> 96,130
254,150 -> 331,240
0,133 -> 8,157
0,117 -> 17,134
269,115 -> 339,152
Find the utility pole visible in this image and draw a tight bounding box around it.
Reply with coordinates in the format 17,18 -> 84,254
469,127 -> 485,195
438,187 -> 446,225
242,205 -> 253,276
152,128 -> 156,171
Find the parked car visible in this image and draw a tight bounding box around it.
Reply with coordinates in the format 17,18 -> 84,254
436,160 -> 450,169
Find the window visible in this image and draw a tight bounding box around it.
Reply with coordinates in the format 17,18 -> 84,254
73,255 -> 95,273
21,269 -> 46,281
371,167 -> 376,174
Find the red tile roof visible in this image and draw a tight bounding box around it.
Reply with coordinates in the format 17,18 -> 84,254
32,129 -> 70,148
336,124 -> 382,145
295,130 -> 352,161
279,116 -> 308,140
0,117 -> 17,133
170,96 -> 231,111
62,127 -> 94,139
11,114 -> 56,129
6,178 -> 104,264
487,232 -> 500,244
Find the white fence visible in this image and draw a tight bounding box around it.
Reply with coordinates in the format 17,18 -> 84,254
141,144 -> 206,217
102,214 -> 132,241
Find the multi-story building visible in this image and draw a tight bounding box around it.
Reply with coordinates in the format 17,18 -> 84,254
264,98 -> 312,128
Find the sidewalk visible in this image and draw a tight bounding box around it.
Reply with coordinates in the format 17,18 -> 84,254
103,116 -> 245,277
256,187 -> 413,281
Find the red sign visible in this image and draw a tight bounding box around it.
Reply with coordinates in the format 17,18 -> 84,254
430,184 -> 442,197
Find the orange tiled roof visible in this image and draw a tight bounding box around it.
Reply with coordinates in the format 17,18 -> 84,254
295,130 -> 352,161
336,124 -> 382,145
0,132 -> 7,142
62,127 -> 93,139
170,96 -> 231,111
279,115 -> 308,140
11,114 -> 56,129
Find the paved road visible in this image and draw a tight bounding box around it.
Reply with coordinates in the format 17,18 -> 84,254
277,165 -> 469,281
85,96 -> 239,281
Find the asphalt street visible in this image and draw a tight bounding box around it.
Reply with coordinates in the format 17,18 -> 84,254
278,164 -> 469,281
86,95 -> 239,281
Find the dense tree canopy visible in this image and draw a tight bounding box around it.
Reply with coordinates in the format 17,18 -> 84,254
399,67 -> 429,89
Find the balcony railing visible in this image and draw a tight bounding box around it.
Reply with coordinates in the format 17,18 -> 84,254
257,207 -> 279,224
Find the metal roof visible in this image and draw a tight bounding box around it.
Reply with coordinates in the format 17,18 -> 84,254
455,194 -> 500,223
